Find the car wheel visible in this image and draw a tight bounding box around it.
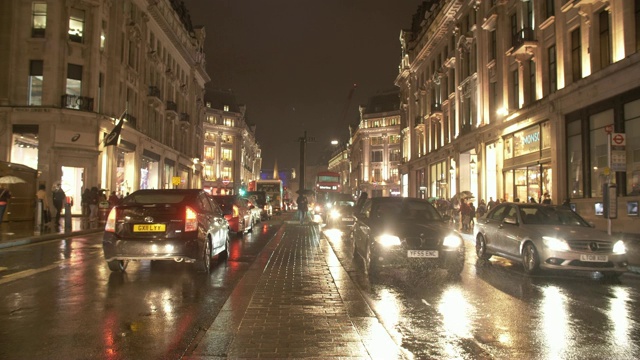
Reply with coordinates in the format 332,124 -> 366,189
364,245 -> 379,278
476,235 -> 492,260
219,233 -> 230,262
522,242 -> 540,275
195,239 -> 212,273
107,259 -> 128,272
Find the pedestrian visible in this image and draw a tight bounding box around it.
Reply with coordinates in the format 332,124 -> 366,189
477,199 -> 487,218
468,201 -> 476,232
460,198 -> 471,232
296,193 -> 308,225
52,184 -> 66,229
0,185 -> 12,223
487,197 -> 496,211
529,196 -> 537,203
36,184 -> 51,227
542,193 -> 552,205
451,198 -> 461,230
81,188 -> 90,217
108,191 -> 120,207
89,186 -> 99,222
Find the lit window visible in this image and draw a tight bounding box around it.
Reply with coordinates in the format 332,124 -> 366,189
32,2 -> 46,38
28,60 -> 43,106
222,148 -> 233,161
69,8 -> 84,43
224,118 -> 234,127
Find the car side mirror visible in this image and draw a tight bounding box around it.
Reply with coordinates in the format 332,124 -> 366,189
504,216 -> 518,225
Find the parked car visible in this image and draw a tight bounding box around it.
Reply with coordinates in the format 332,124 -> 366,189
102,189 -> 230,273
352,197 -> 465,277
327,199 -> 356,228
474,203 -> 628,278
211,195 -> 254,234
245,197 -> 262,224
244,191 -> 272,220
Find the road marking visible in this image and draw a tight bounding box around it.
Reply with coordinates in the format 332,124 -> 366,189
0,263 -> 62,285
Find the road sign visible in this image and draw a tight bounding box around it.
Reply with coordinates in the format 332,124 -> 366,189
604,124 -> 614,133
612,133 -> 625,146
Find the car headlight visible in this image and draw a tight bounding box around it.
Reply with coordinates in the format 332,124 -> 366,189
542,236 -> 570,251
326,203 -> 333,209
375,234 -> 401,247
613,240 -> 626,254
443,234 -> 462,248
315,205 -> 321,212
330,209 -> 341,219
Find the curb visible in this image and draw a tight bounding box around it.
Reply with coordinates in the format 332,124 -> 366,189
0,228 -> 104,249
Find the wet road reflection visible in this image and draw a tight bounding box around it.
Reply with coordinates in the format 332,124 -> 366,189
323,224 -> 640,359
0,221 -> 282,360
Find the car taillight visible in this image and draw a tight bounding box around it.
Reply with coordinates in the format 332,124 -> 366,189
105,208 -> 117,232
233,205 -> 239,218
185,206 -> 198,232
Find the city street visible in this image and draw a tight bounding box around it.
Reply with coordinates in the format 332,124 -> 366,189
0,213 -> 639,359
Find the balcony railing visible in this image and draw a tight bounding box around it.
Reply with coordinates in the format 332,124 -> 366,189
148,86 -> 162,100
179,112 -> 190,122
124,113 -> 137,129
512,27 -> 535,50
166,101 -> 178,113
61,95 -> 94,112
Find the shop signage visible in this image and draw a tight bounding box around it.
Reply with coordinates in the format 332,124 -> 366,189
172,176 -> 181,186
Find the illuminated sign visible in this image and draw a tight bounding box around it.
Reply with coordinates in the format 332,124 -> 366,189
318,185 -> 338,190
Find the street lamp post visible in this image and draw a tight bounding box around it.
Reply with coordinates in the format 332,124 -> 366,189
299,131 -> 307,192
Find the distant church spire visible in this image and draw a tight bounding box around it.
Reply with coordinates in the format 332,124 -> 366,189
273,159 -> 280,180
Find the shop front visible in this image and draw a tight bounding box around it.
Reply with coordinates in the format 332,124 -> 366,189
502,122 -> 552,203
116,140 -> 136,196
140,149 -> 161,189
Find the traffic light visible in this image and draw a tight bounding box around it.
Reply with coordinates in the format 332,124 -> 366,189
239,188 -> 246,196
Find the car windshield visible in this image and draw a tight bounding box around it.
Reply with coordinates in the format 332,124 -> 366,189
372,199 -> 441,222
519,206 -> 589,226
212,196 -> 235,210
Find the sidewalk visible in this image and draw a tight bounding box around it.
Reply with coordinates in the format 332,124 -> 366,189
188,221 -> 406,360
0,217 -> 104,249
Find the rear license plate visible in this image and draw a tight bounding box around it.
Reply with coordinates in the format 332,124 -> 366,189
408,250 -> 439,258
580,254 -> 608,262
133,224 -> 166,232
342,217 -> 354,221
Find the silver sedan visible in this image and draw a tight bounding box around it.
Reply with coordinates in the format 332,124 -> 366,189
474,203 -> 628,278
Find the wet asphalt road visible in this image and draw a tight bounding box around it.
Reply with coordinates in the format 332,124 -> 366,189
1,213 -> 640,359
0,220 -> 280,360
324,227 -> 640,359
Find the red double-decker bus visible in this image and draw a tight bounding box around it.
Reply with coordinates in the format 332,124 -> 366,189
313,171 -> 341,218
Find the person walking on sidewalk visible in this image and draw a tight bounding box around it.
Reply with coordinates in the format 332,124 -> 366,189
36,184 -> 52,227
52,184 -> 66,229
296,194 -> 308,225
0,185 -> 11,223
88,186 -> 99,222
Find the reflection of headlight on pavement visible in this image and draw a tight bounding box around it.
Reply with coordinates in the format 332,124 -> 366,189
376,234 -> 401,247
443,234 -> 462,248
330,209 -> 341,219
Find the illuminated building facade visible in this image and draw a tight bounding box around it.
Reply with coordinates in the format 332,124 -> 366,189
350,90 -> 402,197
0,0 -> 209,215
202,90 -> 261,195
397,0 -> 640,232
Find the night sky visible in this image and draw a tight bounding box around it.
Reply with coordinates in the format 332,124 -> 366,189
182,0 -> 424,170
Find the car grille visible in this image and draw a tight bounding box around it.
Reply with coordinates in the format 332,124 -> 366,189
567,260 -> 615,268
567,240 -> 613,253
404,236 -> 440,249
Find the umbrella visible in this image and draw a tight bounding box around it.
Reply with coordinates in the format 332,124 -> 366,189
457,190 -> 474,199
0,175 -> 26,184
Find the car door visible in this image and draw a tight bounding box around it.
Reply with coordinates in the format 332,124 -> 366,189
498,205 -> 522,257
206,195 -> 227,252
481,204 -> 510,253
352,199 -> 372,257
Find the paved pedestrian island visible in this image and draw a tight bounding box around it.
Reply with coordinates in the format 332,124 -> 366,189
189,223 -> 405,359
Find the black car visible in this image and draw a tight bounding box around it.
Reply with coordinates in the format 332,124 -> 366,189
352,197 -> 465,277
244,191 -> 272,220
326,199 -> 356,228
102,189 -> 230,273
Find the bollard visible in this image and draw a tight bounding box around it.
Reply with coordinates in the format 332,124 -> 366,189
64,202 -> 72,231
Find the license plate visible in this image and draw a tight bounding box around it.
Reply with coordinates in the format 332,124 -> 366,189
580,254 -> 608,262
342,217 -> 354,221
133,224 -> 166,232
408,250 -> 439,258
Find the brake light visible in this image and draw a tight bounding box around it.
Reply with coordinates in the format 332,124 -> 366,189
233,205 -> 239,218
105,208 -> 117,232
185,206 -> 198,232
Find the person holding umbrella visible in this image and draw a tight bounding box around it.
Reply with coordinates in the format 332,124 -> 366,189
0,185 -> 11,223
